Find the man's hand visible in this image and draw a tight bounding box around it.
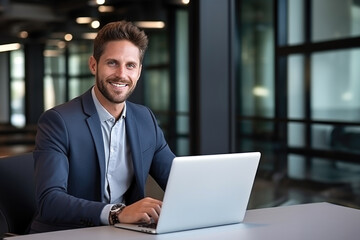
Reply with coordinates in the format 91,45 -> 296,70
118,197 -> 162,224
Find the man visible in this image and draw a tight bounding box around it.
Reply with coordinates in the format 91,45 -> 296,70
30,21 -> 175,233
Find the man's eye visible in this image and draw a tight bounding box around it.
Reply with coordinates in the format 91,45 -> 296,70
107,61 -> 117,66
127,63 -> 136,69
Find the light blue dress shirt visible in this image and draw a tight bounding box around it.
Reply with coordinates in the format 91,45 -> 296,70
91,87 -> 134,224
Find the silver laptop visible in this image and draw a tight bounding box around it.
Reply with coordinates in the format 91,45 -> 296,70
114,152 -> 260,234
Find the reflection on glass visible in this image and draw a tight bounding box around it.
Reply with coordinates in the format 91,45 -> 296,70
146,32 -> 169,65
176,10 -> 189,131
309,156 -> 360,183
311,124 -> 360,154
144,70 -> 169,111
44,42 -> 66,109
288,122 -> 305,147
44,76 -> 66,110
238,120 -> 254,136
44,41 -> 93,109
68,42 -> 93,100
143,30 -> 169,112
287,0 -> 305,45
69,52 -> 91,76
288,154 -> 306,179
312,0 -> 360,42
239,0 -> 274,117
311,124 -> 334,150
68,42 -> 92,76
237,0 -> 275,169
311,49 -> 360,121
10,80 -> 25,127
44,51 -> 66,110
69,78 -> 94,100
176,115 -> 188,135
288,55 -> 305,119
44,50 -> 65,75
177,138 -> 189,157
10,50 -> 24,78
329,126 -> 360,153
237,119 -> 274,142
175,10 -> 190,156
10,49 -> 25,127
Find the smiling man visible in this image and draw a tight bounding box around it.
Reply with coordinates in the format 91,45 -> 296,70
30,21 -> 175,233
90,40 -> 141,117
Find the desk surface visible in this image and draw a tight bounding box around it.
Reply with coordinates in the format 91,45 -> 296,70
6,202 -> 360,240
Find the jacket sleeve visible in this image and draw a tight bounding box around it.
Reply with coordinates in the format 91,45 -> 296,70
33,109 -> 106,229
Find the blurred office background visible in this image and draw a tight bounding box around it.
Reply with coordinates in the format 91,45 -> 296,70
0,0 -> 360,209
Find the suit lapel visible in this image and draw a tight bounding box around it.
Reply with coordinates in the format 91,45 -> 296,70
81,89 -> 106,198
125,104 -> 145,196
81,91 -> 145,202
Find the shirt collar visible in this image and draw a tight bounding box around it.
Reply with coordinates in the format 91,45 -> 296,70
91,86 -> 127,122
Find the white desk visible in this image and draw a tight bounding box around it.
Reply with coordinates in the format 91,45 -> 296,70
5,202 -> 360,240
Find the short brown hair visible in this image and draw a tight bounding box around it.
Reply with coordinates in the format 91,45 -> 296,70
93,20 -> 148,63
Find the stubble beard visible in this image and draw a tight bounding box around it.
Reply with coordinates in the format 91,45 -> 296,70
96,73 -> 135,104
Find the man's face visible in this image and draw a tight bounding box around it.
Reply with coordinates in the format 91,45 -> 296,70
89,40 -> 142,105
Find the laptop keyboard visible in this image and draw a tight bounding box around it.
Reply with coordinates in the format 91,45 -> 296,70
138,222 -> 157,229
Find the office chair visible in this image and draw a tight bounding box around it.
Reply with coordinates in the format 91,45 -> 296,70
0,152 -> 36,238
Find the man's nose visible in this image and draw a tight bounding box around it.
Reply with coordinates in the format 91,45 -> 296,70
115,65 -> 126,78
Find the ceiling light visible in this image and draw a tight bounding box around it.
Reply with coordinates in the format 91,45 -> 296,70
19,31 -> 28,39
91,20 -> 100,29
64,34 -> 73,41
76,17 -> 93,24
82,32 -> 98,39
88,0 -> 105,5
44,50 -> 62,57
57,41 -> 66,49
253,86 -> 269,97
46,39 -> 67,49
182,0 -> 190,4
134,21 -> 165,29
0,43 -> 21,52
98,5 -> 114,12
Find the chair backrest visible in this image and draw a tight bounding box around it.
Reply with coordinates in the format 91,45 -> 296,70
0,152 -> 36,237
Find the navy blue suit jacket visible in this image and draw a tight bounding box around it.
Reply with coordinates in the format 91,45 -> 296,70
30,89 -> 175,233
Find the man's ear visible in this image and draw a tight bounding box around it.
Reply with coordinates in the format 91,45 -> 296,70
89,56 -> 97,75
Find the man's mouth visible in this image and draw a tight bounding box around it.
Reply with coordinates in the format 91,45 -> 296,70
110,82 -> 128,87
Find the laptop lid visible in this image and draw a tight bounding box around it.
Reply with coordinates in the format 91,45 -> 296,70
115,152 -> 260,234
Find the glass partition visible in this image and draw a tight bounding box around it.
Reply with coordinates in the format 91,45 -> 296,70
44,43 -> 66,110
312,0 -> 360,42
239,0 -> 274,118
10,49 -> 25,127
311,49 -> 360,122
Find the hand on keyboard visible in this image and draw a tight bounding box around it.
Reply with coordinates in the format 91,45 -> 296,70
118,197 -> 162,224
